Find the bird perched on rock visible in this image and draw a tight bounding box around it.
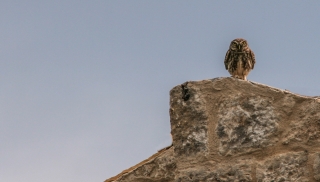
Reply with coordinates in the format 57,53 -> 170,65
224,38 -> 255,80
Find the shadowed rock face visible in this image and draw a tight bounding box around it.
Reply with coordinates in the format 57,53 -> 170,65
105,77 -> 320,182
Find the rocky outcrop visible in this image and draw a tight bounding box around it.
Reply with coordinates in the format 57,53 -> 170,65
105,77 -> 320,182
105,146 -> 175,182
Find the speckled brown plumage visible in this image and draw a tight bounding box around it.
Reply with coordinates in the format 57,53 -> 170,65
224,38 -> 255,80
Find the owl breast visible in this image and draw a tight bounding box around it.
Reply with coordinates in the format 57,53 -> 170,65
232,58 -> 250,80
227,54 -> 247,79
225,51 -> 254,80
236,56 -> 245,76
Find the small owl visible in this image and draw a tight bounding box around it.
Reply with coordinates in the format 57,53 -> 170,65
224,38 -> 255,80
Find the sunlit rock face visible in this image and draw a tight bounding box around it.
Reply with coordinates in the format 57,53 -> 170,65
105,77 -> 320,182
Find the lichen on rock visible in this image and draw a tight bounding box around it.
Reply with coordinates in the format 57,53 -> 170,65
256,151 -> 309,182
217,94 -> 278,156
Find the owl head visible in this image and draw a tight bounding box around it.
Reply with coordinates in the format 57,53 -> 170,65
229,38 -> 249,52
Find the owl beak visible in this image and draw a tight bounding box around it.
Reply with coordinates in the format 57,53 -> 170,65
238,45 -> 241,51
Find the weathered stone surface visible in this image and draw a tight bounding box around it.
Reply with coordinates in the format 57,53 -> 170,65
217,94 -> 278,156
282,99 -> 320,146
176,160 -> 252,182
213,162 -> 252,182
105,77 -> 320,182
256,151 -> 309,181
313,153 -> 320,180
170,82 -> 209,157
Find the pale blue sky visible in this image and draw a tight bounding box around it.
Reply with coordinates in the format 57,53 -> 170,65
1,1 -> 320,182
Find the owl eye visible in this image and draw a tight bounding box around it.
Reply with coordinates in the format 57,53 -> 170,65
242,42 -> 247,46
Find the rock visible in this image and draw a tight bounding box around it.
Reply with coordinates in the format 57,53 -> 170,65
313,153 -> 320,180
170,81 -> 209,158
256,151 -> 309,181
105,77 -> 320,182
176,160 -> 252,182
105,147 -> 175,182
216,94 -> 278,156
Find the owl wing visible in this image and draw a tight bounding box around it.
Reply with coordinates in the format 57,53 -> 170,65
224,50 -> 231,70
249,50 -> 255,69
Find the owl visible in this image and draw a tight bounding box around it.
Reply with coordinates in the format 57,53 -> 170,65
224,38 -> 255,80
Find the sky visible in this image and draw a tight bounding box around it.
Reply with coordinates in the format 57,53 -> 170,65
1,1 -> 320,182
